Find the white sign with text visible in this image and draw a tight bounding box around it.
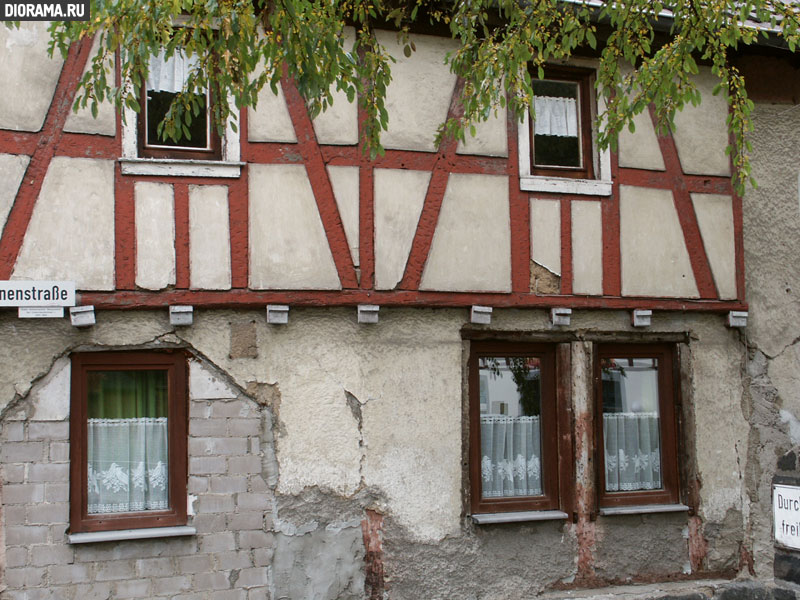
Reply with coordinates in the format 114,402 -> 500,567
0,281 -> 75,307
774,484 -> 800,549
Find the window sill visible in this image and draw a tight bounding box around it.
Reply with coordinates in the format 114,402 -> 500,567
67,525 -> 196,544
471,510 -> 569,525
520,175 -> 612,196
119,158 -> 244,178
599,503 -> 689,516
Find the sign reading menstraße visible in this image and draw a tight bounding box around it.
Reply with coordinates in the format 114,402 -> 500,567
1,0 -> 89,21
0,281 -> 75,307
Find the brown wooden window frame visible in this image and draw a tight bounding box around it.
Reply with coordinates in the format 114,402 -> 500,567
468,341 -> 569,515
137,49 -> 222,161
69,351 -> 188,534
529,65 -> 596,180
594,343 -> 681,509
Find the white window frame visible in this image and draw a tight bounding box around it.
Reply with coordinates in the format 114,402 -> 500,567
519,64 -> 612,197
118,42 -> 243,178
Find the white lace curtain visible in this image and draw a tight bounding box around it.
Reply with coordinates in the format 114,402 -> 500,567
533,96 -> 578,137
480,415 -> 542,498
87,417 -> 169,514
146,50 -> 199,94
603,412 -> 661,492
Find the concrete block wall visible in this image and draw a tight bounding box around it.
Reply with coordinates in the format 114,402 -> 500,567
0,359 -> 276,600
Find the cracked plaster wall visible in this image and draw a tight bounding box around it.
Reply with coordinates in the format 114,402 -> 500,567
740,101 -> 800,579
0,306 -> 756,596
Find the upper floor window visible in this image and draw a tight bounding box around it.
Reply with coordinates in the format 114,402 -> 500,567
139,50 -> 221,161
518,64 -> 612,196
530,66 -> 594,180
70,351 -> 188,533
120,46 -> 242,177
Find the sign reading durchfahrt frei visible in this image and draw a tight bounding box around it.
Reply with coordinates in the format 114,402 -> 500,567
774,484 -> 800,550
0,281 -> 76,307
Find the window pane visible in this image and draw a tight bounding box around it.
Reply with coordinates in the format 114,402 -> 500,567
146,91 -> 209,149
86,370 -> 169,514
145,51 -> 209,149
532,79 -> 582,168
601,358 -> 662,492
479,357 -> 543,499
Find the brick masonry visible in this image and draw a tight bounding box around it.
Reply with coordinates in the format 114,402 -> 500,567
0,358 -> 276,600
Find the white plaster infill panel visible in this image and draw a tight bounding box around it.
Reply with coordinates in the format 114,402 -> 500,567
620,185 -> 699,298
618,109 -> 666,171
374,169 -> 430,290
530,198 -> 561,275
0,154 -> 30,233
456,106 -> 508,157
64,34 -> 115,136
189,185 -> 231,290
420,173 -> 511,292
691,193 -> 737,300
327,166 -> 360,267
248,70 -> 297,143
672,69 -> 731,177
313,88 -> 358,145
135,182 -> 176,290
571,201 -> 603,295
377,30 -> 459,152
311,28 -> 358,145
13,157 -> 115,290
249,164 -> 341,290
0,22 -> 63,132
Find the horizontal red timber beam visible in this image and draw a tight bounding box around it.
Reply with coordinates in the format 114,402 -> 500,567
0,130 -> 38,155
76,289 -> 747,313
617,168 -> 733,195
242,142 -> 305,164
56,133 -> 118,160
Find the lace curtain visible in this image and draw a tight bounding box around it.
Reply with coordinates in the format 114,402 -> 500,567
86,369 -> 169,515
480,415 -> 542,498
147,50 -> 199,94
87,418 -> 169,514
533,96 -> 578,138
603,412 -> 661,492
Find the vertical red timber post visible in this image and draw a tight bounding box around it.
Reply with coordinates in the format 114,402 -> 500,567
174,184 -> 191,289
362,509 -> 385,599
508,98 -> 532,293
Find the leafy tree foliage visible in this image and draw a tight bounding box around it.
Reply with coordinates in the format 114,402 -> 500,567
48,0 -> 800,191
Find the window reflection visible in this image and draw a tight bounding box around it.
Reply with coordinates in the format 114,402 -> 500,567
601,358 -> 662,492
478,357 -> 543,498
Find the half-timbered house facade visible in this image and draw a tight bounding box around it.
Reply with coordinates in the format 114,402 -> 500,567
1,21 -> 799,600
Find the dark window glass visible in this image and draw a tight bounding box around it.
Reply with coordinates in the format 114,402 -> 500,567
146,91 -> 208,150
